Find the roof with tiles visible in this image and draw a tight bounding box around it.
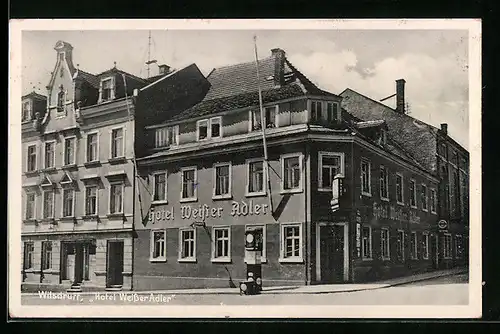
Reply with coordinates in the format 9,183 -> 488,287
22,91 -> 47,100
168,49 -> 339,122
340,88 -> 440,172
74,69 -> 100,88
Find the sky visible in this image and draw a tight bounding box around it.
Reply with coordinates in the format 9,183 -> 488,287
22,29 -> 469,149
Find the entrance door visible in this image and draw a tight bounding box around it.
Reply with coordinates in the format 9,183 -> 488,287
430,234 -> 438,269
320,225 -> 345,283
106,240 -> 124,287
74,244 -> 84,284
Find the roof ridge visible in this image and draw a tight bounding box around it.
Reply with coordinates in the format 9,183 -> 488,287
210,55 -> 274,73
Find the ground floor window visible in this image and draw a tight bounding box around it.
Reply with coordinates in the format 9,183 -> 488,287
41,241 -> 52,270
361,225 -> 372,260
280,223 -> 303,262
150,230 -> 167,262
179,228 -> 196,261
455,235 -> 464,259
422,232 -> 430,259
380,228 -> 390,260
397,230 -> 405,261
443,234 -> 453,259
212,226 -> 231,262
410,232 -> 418,260
23,242 -> 34,270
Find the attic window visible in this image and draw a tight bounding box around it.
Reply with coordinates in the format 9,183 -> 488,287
22,101 -> 32,122
197,117 -> 222,141
57,89 -> 65,113
100,77 -> 115,102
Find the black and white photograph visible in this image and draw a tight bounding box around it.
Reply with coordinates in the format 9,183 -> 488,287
8,19 -> 482,318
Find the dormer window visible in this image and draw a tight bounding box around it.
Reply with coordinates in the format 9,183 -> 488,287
99,77 -> 115,103
197,117 -> 222,141
310,100 -> 340,123
22,101 -> 32,122
155,126 -> 179,148
249,106 -> 277,131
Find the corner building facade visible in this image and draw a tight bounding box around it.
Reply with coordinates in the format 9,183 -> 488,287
132,48 -> 443,290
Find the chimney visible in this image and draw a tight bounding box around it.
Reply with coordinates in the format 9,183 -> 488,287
271,48 -> 286,87
158,64 -> 171,75
440,123 -> 448,135
54,40 -> 76,73
396,79 -> 406,114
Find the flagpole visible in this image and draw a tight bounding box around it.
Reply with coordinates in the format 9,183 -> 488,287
253,35 -> 274,214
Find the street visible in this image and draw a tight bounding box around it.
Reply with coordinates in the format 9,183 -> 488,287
20,273 -> 469,306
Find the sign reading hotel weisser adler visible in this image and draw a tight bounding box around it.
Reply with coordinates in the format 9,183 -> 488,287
148,200 -> 270,223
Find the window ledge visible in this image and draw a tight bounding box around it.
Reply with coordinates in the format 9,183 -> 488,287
381,197 -> 389,202
422,209 -> 428,213
82,214 -> 99,221
62,164 -> 77,170
107,213 -> 125,219
40,218 -> 56,223
278,257 -> 304,264
211,258 -> 232,264
361,192 -> 372,197
431,211 -> 437,215
149,258 -> 167,263
397,201 -> 405,206
60,216 -> 76,222
41,167 -> 57,173
381,257 -> 391,261
362,258 -> 373,262
245,259 -> 267,264
42,269 -> 59,274
152,200 -> 169,205
84,161 -> 101,168
24,170 -> 39,176
180,197 -> 198,203
410,205 -> 418,209
318,188 -> 333,192
212,195 -> 233,201
178,258 -> 197,263
23,219 -> 38,224
108,157 -> 127,164
280,188 -> 303,195
245,192 -> 267,198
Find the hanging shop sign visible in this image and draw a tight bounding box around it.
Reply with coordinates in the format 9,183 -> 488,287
148,200 -> 270,223
356,223 -> 361,257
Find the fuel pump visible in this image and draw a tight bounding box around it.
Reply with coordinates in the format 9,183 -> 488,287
239,228 -> 263,295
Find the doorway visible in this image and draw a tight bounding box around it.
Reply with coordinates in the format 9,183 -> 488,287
61,242 -> 90,285
106,240 -> 124,287
317,223 -> 348,283
430,234 -> 439,269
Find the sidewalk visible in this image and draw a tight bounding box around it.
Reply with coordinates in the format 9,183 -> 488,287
135,267 -> 468,296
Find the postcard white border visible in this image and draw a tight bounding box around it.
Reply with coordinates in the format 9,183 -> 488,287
8,18 -> 482,319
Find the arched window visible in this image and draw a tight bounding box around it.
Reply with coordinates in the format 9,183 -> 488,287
57,89 -> 65,113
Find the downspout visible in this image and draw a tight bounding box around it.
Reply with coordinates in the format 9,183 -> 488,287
350,135 -> 355,282
305,123 -> 312,285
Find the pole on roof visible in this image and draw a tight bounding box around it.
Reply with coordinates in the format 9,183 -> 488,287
253,35 -> 274,214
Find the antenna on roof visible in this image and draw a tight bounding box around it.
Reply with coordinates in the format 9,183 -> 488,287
145,30 -> 158,78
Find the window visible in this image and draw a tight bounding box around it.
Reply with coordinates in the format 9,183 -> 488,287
421,184 -> 428,211
410,232 -> 418,259
22,101 -> 31,122
85,185 -> 98,216
430,188 -> 437,214
281,224 -> 303,262
41,241 -> 52,270
42,190 -> 54,219
25,192 -> 36,220
381,228 -> 390,260
396,173 -> 404,204
213,163 -> 231,199
27,145 -> 37,172
409,179 -> 417,208
109,183 -> 123,214
86,132 -> 98,162
362,226 -> 372,260
155,126 -> 178,148
422,232 -> 429,259
326,102 -> 338,122
455,235 -> 464,259
179,228 -> 196,261
318,152 -> 344,190
443,234 -> 452,259
397,230 -> 405,261
281,154 -> 303,192
212,227 -> 231,262
264,106 -> 277,128
247,159 -> 265,195
63,137 -> 76,166
153,172 -> 167,202
249,109 -> 263,131
23,242 -> 34,270
197,117 -> 221,141
150,230 -> 166,261
100,78 -> 114,102
62,188 -> 74,217
57,90 -> 65,113
361,159 -> 371,196
310,101 -> 322,122
380,129 -> 387,145
245,225 -> 267,263
181,167 -> 197,201
44,141 -> 56,169
111,128 -> 124,158
379,166 -> 389,200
